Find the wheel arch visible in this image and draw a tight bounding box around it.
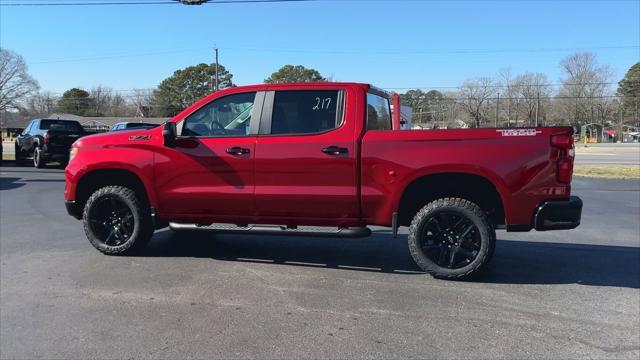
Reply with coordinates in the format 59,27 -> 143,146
74,168 -> 155,216
396,170 -> 508,227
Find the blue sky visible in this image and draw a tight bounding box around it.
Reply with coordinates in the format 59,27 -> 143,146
1,0 -> 638,95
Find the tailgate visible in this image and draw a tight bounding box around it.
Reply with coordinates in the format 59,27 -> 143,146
47,131 -> 83,148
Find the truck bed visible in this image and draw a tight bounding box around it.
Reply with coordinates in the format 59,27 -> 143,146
360,127 -> 574,228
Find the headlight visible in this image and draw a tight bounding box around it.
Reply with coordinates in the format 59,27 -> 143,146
69,147 -> 79,161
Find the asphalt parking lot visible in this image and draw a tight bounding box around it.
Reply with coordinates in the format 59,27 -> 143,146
1,164 -> 639,359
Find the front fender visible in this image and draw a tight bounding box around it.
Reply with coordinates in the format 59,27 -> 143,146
64,145 -> 158,209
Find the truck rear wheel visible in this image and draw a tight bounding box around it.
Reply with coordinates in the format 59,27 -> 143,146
82,185 -> 153,255
33,147 -> 45,168
408,197 -> 495,280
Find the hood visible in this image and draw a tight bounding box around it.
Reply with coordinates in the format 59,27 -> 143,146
73,127 -> 158,148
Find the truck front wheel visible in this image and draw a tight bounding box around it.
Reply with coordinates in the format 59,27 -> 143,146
408,197 -> 495,280
82,186 -> 154,255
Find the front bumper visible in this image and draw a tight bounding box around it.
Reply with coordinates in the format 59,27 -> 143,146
65,200 -> 82,220
534,196 -> 582,231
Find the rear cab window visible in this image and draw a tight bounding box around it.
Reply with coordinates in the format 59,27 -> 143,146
270,90 -> 344,135
366,92 -> 392,131
40,120 -> 83,132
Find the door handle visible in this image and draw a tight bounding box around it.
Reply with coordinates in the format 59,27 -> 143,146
226,147 -> 250,156
321,146 -> 349,155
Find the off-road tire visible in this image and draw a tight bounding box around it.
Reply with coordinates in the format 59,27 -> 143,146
33,147 -> 45,168
408,197 -> 495,280
82,185 -> 154,255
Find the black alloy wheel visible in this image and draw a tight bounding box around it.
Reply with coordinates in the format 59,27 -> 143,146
408,198 -> 495,280
88,196 -> 135,246
419,211 -> 481,269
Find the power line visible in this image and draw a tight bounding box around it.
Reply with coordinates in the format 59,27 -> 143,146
3,0 -> 639,6
1,0 -> 363,6
382,82 -> 623,90
30,47 -> 211,64
0,0 -> 176,5
39,94 -> 628,101
38,82 -> 624,96
27,45 -> 639,65
220,45 -> 638,55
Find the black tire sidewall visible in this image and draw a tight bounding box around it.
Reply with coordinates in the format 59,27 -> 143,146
408,198 -> 494,280
83,187 -> 145,255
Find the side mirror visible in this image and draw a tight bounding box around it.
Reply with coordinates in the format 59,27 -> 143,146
163,122 -> 177,148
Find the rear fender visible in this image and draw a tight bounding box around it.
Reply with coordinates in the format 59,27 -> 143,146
392,165 -> 512,223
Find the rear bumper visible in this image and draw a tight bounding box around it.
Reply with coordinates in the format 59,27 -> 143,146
65,200 -> 82,220
43,144 -> 71,158
534,196 -> 582,231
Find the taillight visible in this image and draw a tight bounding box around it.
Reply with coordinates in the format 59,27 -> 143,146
44,132 -> 50,144
551,134 -> 574,184
551,134 -> 572,149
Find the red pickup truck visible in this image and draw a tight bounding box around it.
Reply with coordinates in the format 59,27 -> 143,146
64,82 -> 582,280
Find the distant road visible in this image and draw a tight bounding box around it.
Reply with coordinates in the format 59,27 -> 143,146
575,143 -> 640,167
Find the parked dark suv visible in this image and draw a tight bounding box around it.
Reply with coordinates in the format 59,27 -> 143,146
15,119 -> 86,168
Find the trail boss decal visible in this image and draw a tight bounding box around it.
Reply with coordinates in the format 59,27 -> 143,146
128,135 -> 151,141
497,129 -> 542,137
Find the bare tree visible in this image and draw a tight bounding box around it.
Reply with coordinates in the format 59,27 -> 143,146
0,48 -> 39,112
89,86 -> 115,116
22,91 -> 59,117
497,68 -> 517,126
558,52 -> 614,125
515,73 -> 552,126
130,89 -> 155,117
109,93 -> 129,117
458,77 -> 496,128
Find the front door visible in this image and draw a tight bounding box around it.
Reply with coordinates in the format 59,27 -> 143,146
254,89 -> 359,222
154,92 -> 261,222
17,120 -> 36,154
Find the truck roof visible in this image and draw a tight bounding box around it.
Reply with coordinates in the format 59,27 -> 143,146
227,82 -> 371,91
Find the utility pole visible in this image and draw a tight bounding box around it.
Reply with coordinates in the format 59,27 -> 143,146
635,97 -> 638,128
506,94 -> 510,128
214,47 -> 219,92
495,92 -> 500,127
535,90 -> 540,127
619,106 -> 624,143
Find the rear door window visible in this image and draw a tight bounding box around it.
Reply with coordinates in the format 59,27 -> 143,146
270,90 -> 343,135
366,93 -> 391,130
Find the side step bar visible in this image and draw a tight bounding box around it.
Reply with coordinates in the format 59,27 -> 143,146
169,223 -> 372,238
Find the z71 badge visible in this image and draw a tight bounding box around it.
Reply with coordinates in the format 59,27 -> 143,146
128,135 -> 151,141
496,129 -> 542,137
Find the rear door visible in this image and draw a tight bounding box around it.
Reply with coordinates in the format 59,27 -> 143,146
254,88 -> 359,222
